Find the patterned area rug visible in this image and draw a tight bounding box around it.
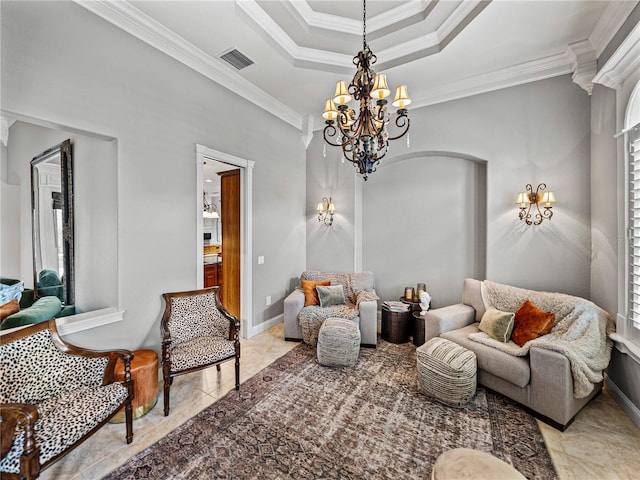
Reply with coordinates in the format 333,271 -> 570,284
103,341 -> 557,479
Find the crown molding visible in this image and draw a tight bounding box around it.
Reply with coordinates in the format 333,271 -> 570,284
410,52 -> 572,109
593,21 -> 640,89
589,0 -> 640,58
566,40 -> 597,95
286,0 -> 434,36
74,0 -> 302,129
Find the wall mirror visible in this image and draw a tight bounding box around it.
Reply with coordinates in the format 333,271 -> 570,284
31,139 -> 74,305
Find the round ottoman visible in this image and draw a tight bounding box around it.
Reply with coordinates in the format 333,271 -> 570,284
317,317 -> 361,367
300,316 -> 325,346
110,349 -> 158,423
432,448 -> 526,480
416,337 -> 477,407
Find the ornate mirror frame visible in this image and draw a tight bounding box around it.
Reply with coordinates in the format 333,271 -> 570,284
31,139 -> 74,305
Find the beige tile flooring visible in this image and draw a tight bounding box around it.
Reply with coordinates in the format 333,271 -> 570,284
39,323 -> 640,480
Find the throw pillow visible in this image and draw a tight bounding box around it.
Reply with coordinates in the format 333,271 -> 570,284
316,285 -> 346,307
511,300 -> 555,347
0,299 -> 20,321
478,307 -> 515,342
302,280 -> 331,306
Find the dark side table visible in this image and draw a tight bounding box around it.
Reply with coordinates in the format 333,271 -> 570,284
381,307 -> 411,344
412,312 -> 426,347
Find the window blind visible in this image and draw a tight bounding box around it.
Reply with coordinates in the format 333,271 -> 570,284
628,124 -> 640,330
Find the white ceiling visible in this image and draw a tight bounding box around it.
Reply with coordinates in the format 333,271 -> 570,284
77,0 -> 638,131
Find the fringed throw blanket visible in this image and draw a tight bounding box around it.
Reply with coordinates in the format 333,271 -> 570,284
469,281 -> 615,399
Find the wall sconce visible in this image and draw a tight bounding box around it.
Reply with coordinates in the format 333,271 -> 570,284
516,183 -> 557,225
203,192 -> 219,219
317,197 -> 335,226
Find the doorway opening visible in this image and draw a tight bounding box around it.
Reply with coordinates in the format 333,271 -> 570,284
196,144 -> 254,339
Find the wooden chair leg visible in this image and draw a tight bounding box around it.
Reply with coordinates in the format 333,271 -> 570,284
235,356 -> 240,390
216,364 -> 221,372
125,398 -> 133,444
163,376 -> 171,416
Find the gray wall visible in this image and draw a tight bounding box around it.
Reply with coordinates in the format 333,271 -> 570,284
307,75 -> 592,302
362,154 -> 486,308
1,1 -> 305,349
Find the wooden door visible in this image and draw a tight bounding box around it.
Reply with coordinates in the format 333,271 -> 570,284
219,169 -> 240,317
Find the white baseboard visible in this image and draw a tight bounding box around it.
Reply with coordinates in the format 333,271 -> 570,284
56,307 -> 124,336
606,376 -> 640,428
246,313 -> 283,338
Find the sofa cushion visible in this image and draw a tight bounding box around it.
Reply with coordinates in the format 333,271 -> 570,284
0,383 -> 128,475
0,296 -> 62,330
302,280 -> 331,306
479,307 -> 515,343
441,324 -> 531,388
512,300 -> 555,347
317,285 -> 346,307
0,328 -> 108,404
169,336 -> 236,372
0,299 -> 20,320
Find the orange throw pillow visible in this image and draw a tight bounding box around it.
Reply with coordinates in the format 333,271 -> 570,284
302,280 -> 331,306
511,300 -> 555,347
0,299 -> 20,321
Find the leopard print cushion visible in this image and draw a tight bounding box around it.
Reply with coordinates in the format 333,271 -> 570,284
169,336 -> 235,372
168,292 -> 230,345
0,382 -> 128,474
0,329 -> 108,404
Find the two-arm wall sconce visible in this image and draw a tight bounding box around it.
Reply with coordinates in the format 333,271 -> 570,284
516,183 -> 557,225
317,197 -> 335,226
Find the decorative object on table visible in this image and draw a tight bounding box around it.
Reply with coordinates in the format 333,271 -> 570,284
317,197 -> 335,226
414,282 -> 427,302
404,287 -> 415,301
515,183 -> 557,225
322,0 -> 411,181
419,290 -> 431,315
316,317 -> 361,367
382,300 -> 410,312
416,337 -> 477,408
103,342 -> 556,480
381,306 -> 411,344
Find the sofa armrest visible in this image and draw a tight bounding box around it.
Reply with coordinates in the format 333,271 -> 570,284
357,299 -> 378,346
424,304 -> 476,341
1,403 -> 39,469
283,289 -> 305,340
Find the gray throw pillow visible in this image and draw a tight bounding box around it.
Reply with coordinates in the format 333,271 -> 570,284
316,285 -> 346,307
479,306 -> 515,342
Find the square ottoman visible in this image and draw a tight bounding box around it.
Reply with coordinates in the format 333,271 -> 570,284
416,337 -> 477,407
317,317 -> 360,367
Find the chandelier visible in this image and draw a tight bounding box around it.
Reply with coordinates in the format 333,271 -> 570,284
322,0 -> 411,181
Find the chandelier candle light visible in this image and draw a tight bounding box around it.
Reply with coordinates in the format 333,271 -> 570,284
322,0 -> 411,181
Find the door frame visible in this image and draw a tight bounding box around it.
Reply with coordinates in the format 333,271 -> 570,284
196,144 -> 254,339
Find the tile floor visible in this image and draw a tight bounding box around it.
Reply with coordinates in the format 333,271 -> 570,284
38,323 -> 640,480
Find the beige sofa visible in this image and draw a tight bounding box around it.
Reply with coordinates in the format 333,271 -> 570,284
284,271 -> 377,347
425,278 -> 609,430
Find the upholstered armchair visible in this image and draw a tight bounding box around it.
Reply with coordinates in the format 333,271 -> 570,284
161,286 -> 240,416
0,320 -> 133,480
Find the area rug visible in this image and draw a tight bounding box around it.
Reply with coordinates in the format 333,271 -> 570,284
103,341 -> 557,479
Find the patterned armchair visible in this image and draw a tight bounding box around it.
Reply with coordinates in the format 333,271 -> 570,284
0,320 -> 133,480
161,287 -> 240,416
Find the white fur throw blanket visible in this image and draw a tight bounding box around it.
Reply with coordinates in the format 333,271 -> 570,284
469,280 -> 615,398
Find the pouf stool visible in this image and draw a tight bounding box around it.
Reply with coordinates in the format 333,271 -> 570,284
432,448 -> 526,480
416,337 -> 477,407
317,317 -> 360,367
300,316 -> 325,346
110,349 -> 158,423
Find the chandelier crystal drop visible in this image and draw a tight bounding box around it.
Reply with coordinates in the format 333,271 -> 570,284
322,0 -> 411,181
